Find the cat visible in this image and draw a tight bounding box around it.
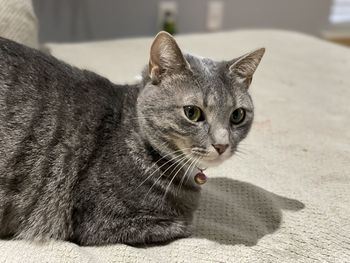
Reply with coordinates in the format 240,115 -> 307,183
0,31 -> 265,246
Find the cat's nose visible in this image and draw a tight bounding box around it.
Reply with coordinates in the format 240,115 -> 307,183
212,144 -> 229,155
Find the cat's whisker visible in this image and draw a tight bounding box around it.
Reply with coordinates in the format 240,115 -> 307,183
142,154 -> 190,201
235,145 -> 255,158
161,154 -> 194,204
237,143 -> 255,153
141,147 -> 192,176
233,152 -> 245,161
176,155 -> 199,196
239,141 -> 254,147
235,144 -> 256,160
184,157 -> 202,186
129,150 -> 189,195
125,150 -> 188,199
234,150 -> 247,156
142,146 -> 193,176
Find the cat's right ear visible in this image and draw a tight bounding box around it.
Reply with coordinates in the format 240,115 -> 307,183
149,31 -> 189,84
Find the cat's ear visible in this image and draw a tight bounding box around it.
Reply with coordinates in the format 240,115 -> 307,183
149,31 -> 189,83
228,48 -> 265,86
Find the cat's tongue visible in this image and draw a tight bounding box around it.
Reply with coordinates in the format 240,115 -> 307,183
194,172 -> 207,185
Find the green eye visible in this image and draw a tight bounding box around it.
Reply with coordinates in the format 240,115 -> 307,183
230,108 -> 246,125
184,106 -> 204,122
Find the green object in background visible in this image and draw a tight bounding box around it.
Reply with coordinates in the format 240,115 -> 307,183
162,11 -> 176,35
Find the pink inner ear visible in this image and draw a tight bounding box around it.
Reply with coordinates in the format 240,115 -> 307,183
245,76 -> 252,86
236,62 -> 255,77
150,65 -> 160,84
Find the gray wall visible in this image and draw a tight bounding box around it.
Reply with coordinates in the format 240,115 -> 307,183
33,0 -> 332,43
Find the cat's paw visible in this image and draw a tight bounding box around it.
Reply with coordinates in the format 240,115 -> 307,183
128,220 -> 192,246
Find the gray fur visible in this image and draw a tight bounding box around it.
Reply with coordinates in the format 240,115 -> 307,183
0,33 -> 264,246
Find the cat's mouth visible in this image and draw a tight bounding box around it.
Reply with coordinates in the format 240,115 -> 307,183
190,147 -> 231,168
190,148 -> 209,157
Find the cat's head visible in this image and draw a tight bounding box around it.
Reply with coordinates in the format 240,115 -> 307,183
137,32 -> 265,169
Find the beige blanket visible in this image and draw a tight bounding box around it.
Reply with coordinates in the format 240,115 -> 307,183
1,30 -> 349,262
0,0 -> 38,49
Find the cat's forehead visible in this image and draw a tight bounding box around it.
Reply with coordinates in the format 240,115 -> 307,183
185,54 -> 219,77
184,55 -> 236,107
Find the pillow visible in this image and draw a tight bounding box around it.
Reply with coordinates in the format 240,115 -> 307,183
0,0 -> 39,49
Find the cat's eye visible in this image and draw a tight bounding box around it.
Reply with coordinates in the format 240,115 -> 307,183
230,108 -> 246,125
184,106 -> 204,122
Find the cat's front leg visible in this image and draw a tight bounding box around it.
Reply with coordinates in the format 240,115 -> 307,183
73,216 -> 192,246
125,219 -> 192,246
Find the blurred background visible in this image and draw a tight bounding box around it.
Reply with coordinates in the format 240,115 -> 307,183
31,0 -> 350,46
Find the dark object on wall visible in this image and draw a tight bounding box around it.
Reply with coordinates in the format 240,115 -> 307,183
162,11 -> 177,35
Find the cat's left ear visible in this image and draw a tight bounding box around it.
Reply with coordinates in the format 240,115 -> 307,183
228,48 -> 265,87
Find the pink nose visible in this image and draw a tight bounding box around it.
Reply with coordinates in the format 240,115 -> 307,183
212,144 -> 229,155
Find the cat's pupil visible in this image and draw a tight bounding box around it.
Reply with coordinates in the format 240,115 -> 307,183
184,106 -> 204,122
231,108 -> 245,124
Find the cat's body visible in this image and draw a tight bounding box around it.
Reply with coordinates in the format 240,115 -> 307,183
0,33 -> 264,245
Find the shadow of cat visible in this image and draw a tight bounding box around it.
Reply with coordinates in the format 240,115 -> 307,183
193,177 -> 304,246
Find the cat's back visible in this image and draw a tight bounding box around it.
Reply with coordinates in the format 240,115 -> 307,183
0,37 -> 129,169
0,37 -> 84,95
0,37 -> 81,113
0,37 -> 123,121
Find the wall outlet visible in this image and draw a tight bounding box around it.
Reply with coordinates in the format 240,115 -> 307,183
207,1 -> 224,31
158,1 -> 178,30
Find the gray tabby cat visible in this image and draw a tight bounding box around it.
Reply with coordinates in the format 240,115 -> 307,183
0,32 -> 264,245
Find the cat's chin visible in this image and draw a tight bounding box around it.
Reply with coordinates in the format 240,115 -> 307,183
189,146 -> 235,169
196,154 -> 232,169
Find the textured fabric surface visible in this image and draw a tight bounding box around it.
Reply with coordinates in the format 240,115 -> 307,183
0,0 -> 38,49
1,30 -> 350,262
